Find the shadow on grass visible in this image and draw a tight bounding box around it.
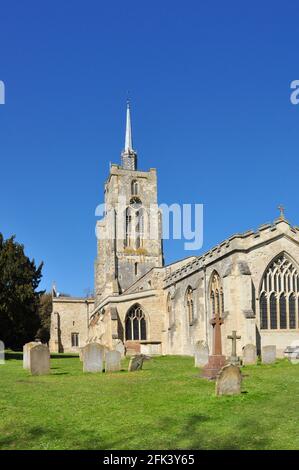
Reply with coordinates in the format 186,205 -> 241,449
154,413 -> 269,450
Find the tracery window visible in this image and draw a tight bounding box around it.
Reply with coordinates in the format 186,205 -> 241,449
125,304 -> 146,340
210,271 -> 224,317
185,286 -> 194,325
259,254 -> 299,330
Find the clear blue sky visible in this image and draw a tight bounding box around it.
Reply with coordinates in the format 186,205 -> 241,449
1,1 -> 299,296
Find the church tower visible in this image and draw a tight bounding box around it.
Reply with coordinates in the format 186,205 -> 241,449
95,102 -> 164,305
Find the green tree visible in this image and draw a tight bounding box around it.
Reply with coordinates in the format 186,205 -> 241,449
0,234 -> 43,349
36,292 -> 52,343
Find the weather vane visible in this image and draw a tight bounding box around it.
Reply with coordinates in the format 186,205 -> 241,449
278,205 -> 285,219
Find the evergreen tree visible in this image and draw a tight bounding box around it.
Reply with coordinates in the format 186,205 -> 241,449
0,234 -> 43,349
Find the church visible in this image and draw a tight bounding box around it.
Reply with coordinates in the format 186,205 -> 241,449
49,103 -> 299,359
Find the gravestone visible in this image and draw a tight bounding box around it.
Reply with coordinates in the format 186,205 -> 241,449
0,340 -> 4,365
83,343 -> 104,373
215,364 -> 242,396
242,344 -> 257,365
29,344 -> 50,376
284,342 -> 299,364
115,340 -> 125,358
261,345 -> 276,364
23,341 -> 41,369
227,330 -> 241,365
194,341 -> 209,367
105,350 -> 121,372
290,351 -> 299,364
79,347 -> 84,361
128,354 -> 150,372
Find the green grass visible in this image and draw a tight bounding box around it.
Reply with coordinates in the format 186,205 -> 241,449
0,353 -> 298,450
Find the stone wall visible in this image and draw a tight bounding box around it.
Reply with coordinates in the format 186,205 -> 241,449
49,297 -> 94,353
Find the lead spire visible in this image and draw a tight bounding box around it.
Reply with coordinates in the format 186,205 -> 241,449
125,100 -> 133,151
121,100 -> 137,170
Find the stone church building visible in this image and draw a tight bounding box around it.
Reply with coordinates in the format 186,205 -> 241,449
49,104 -> 299,358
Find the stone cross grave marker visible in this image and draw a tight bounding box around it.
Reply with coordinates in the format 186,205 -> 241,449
29,344 -> 50,376
227,330 -> 241,365
194,341 -> 209,368
83,343 -> 104,373
215,364 -> 242,396
105,350 -> 121,372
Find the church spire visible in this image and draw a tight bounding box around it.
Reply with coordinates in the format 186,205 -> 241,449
125,100 -> 133,151
121,100 -> 137,170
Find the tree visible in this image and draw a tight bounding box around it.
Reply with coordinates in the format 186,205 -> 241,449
0,234 -> 43,349
36,292 -> 52,343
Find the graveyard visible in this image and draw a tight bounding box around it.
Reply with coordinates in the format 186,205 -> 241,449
0,352 -> 298,450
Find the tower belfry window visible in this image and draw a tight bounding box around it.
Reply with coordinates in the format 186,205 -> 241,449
131,180 -> 138,195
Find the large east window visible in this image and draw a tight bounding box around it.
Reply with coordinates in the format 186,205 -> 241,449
259,254 -> 299,330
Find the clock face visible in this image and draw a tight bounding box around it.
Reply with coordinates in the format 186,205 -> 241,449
130,197 -> 142,209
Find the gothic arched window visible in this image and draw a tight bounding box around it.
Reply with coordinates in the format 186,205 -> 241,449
259,254 -> 299,330
210,271 -> 224,318
125,304 -> 146,340
135,208 -> 144,249
185,286 -> 194,325
125,207 -> 132,247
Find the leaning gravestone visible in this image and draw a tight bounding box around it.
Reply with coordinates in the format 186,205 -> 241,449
23,341 -> 41,369
215,364 -> 242,396
0,340 -> 4,365
105,350 -> 121,372
83,343 -> 104,373
115,340 -> 125,358
261,345 -> 276,364
29,344 -> 50,376
194,341 -> 209,367
128,354 -> 150,372
242,344 -> 257,365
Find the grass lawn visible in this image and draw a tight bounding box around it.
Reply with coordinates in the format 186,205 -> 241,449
0,353 -> 298,450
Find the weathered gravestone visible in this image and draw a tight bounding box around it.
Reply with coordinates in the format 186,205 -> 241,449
242,344 -> 257,365
290,351 -> 299,364
23,341 -> 41,369
215,364 -> 242,396
115,340 -> 125,358
83,343 -> 104,373
128,354 -> 150,372
79,347 -> 84,362
261,345 -> 276,364
29,344 -> 50,376
227,330 -> 241,365
0,340 -> 4,365
194,341 -> 209,367
105,350 -> 121,372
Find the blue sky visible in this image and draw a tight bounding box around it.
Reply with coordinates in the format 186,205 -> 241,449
1,1 -> 299,296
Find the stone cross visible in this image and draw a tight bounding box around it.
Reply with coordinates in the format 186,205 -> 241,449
227,330 -> 241,362
210,313 -> 223,355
